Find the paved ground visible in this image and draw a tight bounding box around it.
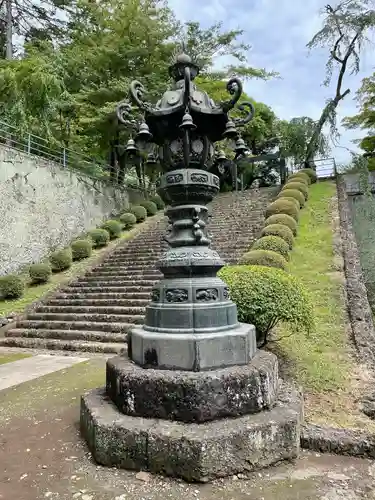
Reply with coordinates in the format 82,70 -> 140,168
1,357 -> 375,499
0,354 -> 88,390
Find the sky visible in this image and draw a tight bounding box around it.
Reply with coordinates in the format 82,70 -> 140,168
168,0 -> 375,165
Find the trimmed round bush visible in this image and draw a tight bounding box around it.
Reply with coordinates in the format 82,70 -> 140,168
282,181 -> 309,200
277,196 -> 300,210
101,220 -> 122,239
49,248 -> 73,272
88,228 -> 110,248
130,205 -> 148,222
0,274 -> 24,299
278,189 -> 305,208
265,199 -> 299,222
120,212 -> 137,230
260,223 -> 294,249
218,265 -> 314,346
300,168 -> 317,183
29,263 -> 52,284
288,172 -> 311,185
71,239 -> 93,260
264,214 -> 298,236
139,200 -> 158,216
252,235 -> 290,261
239,249 -> 287,270
150,194 -> 165,210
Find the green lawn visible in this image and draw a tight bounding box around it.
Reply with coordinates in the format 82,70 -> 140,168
278,181 -> 352,393
0,352 -> 33,365
0,218 -> 154,319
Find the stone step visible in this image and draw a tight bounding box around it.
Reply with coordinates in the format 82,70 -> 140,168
103,254 -> 160,261
92,265 -> 157,272
47,298 -> 148,307
81,274 -> 161,281
54,292 -> 151,300
16,320 -> 133,333
102,257 -> 160,265
0,336 -> 125,354
6,327 -> 127,343
71,280 -> 157,288
64,286 -> 154,293
35,305 -> 145,315
86,271 -> 160,278
27,312 -> 144,324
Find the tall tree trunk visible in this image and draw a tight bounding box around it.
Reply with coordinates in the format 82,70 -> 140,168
5,0 -> 12,60
304,4 -> 360,168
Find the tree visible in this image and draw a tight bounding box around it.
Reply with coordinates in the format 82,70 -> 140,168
343,72 -> 375,169
304,0 -> 375,167
278,117 -> 330,166
0,0 -> 68,59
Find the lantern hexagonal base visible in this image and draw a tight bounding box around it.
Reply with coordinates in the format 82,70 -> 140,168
128,322 -> 257,371
80,382 -> 302,482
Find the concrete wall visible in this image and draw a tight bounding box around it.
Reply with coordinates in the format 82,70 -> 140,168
0,147 -> 141,276
341,172 -> 375,195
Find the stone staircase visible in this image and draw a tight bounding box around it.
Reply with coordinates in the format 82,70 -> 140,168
0,187 -> 276,353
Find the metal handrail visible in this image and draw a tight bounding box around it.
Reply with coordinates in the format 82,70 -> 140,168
0,119 -> 140,188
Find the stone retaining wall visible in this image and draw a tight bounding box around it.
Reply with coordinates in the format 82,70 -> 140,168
336,176 -> 375,367
0,146 -> 142,276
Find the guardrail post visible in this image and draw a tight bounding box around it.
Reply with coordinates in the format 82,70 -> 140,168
62,148 -> 67,168
27,133 -> 31,154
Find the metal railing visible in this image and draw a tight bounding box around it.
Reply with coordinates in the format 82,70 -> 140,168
0,119 -> 140,189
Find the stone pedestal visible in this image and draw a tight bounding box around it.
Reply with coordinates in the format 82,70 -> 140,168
80,351 -> 303,482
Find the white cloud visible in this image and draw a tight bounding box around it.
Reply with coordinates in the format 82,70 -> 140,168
168,0 -> 375,164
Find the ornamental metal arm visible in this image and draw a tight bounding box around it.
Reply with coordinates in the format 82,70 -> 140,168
220,77 -> 243,113
129,80 -> 156,113
116,101 -> 137,127
231,101 -> 255,128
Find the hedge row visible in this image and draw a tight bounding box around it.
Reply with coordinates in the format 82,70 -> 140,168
0,194 -> 166,302
217,168 -> 317,347
240,168 -> 317,270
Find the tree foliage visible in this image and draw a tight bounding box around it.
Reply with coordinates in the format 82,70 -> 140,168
343,72 -> 375,169
0,0 -> 328,188
304,0 -> 375,165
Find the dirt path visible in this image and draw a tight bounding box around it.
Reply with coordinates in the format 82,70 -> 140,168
1,359 -> 375,500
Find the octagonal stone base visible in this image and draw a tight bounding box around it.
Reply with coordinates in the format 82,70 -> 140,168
80,382 -> 302,482
106,350 -> 278,422
129,322 -> 257,371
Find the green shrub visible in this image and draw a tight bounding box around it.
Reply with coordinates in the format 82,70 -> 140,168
0,274 -> 24,299
282,181 -> 309,200
277,188 -> 305,208
71,239 -> 93,260
265,199 -> 299,222
239,249 -> 287,270
130,205 -> 148,222
139,200 -> 158,216
299,168 -> 317,183
101,220 -> 122,239
252,235 -> 290,260
88,228 -> 110,248
219,265 -> 314,346
278,196 -> 300,210
29,263 -> 52,284
288,172 -> 311,185
150,194 -> 165,210
260,223 -> 294,249
120,212 -> 137,229
264,214 -> 298,236
49,248 -> 73,272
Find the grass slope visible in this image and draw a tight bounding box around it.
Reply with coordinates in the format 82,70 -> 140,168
277,181 -> 374,430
